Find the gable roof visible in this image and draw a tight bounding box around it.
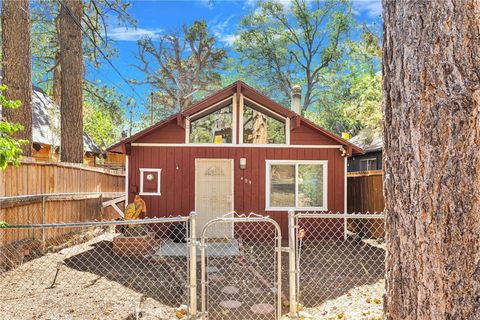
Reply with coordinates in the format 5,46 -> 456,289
108,81 -> 363,155
32,86 -> 102,154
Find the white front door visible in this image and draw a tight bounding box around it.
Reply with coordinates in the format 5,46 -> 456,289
195,159 -> 234,238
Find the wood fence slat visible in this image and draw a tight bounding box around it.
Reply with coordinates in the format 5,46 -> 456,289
1,161 -> 125,247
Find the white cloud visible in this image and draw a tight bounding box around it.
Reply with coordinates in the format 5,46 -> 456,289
210,14 -> 238,46
219,34 -> 239,46
198,0 -> 215,10
243,0 -> 257,8
353,0 -> 382,17
107,27 -> 163,41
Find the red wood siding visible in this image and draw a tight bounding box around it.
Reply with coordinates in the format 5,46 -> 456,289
128,146 -> 345,237
136,122 -> 185,143
290,125 -> 339,145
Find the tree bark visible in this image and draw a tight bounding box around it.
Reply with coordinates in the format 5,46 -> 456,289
53,16 -> 62,107
382,1 -> 480,319
1,0 -> 32,156
53,52 -> 62,107
59,0 -> 84,163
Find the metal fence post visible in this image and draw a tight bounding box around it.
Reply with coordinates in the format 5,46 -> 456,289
41,195 -> 46,250
189,211 -> 197,318
288,210 -> 298,318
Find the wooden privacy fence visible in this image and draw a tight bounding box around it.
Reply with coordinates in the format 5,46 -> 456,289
347,170 -> 384,237
0,159 -> 125,248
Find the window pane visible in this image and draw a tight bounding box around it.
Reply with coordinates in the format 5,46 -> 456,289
360,160 -> 368,171
298,164 -> 324,208
270,164 -> 295,207
243,105 -> 285,144
367,159 -> 377,170
190,104 -> 232,143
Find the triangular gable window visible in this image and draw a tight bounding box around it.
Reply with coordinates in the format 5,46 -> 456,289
242,101 -> 286,144
189,101 -> 233,144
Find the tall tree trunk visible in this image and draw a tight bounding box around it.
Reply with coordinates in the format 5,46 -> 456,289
53,15 -> 61,107
53,52 -> 62,107
59,0 -> 83,163
382,1 -> 480,319
1,0 -> 32,156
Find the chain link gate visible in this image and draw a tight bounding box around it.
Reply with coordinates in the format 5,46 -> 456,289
199,213 -> 282,320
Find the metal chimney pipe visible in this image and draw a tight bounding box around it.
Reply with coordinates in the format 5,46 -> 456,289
291,85 -> 302,115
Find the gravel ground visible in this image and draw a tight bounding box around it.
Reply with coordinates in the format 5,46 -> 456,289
0,232 -> 181,320
1,229 -> 385,320
294,280 -> 384,320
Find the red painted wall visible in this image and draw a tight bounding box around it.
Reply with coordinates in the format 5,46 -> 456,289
128,145 -> 345,237
290,125 -> 338,145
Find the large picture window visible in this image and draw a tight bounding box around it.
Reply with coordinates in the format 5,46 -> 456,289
266,160 -> 327,210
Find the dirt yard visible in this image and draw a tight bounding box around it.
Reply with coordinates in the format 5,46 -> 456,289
0,231 -> 185,320
0,228 -> 385,320
290,280 -> 384,320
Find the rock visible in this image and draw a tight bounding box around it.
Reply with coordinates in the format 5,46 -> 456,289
250,303 -> 275,314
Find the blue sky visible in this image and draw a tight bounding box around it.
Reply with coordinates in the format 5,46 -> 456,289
89,0 -> 382,117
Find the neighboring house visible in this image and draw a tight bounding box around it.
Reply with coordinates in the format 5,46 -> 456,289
108,81 -> 363,236
347,130 -> 383,172
32,86 -> 102,165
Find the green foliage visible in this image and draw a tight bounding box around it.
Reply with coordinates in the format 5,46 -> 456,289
0,221 -> 8,228
233,1 -> 382,137
0,85 -> 28,169
306,23 -> 383,136
342,71 -> 382,133
84,102 -> 123,149
234,0 -> 353,111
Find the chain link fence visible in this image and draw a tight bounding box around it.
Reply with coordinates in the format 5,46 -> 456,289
0,217 -> 192,320
200,214 -> 282,320
293,212 -> 385,320
0,212 -> 384,320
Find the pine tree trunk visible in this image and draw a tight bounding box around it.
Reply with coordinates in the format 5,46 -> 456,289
53,15 -> 61,107
382,1 -> 480,319
53,51 -> 62,107
59,0 -> 83,163
1,0 -> 32,156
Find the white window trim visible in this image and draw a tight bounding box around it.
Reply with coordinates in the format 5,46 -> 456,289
186,95 -> 236,145
265,160 -> 328,211
139,168 -> 162,196
132,143 -> 340,148
241,96 -> 290,145
359,158 -> 377,171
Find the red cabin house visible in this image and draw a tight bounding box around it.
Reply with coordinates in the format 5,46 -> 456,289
109,81 -> 363,237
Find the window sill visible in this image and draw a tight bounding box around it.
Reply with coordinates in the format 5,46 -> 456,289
139,192 -> 162,196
